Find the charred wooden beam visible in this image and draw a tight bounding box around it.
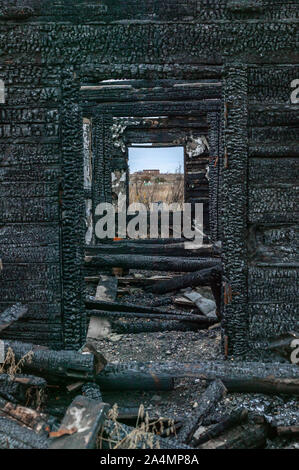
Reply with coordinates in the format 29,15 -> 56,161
86,243 -> 215,258
0,374 -> 47,405
95,361 -> 299,394
49,396 -> 109,449
0,396 -> 55,435
85,254 -> 220,272
276,426 -> 299,437
0,303 -> 28,333
146,265 -> 222,294
86,298 -> 187,315
0,416 -> 49,449
2,341 -> 96,382
199,422 -> 268,449
96,369 -> 174,392
179,380 -> 227,445
111,319 -> 204,334
193,408 -> 248,447
222,377 -> 299,395
88,309 -> 217,326
86,275 -> 173,287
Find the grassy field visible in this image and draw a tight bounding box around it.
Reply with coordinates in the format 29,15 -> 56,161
129,173 -> 184,208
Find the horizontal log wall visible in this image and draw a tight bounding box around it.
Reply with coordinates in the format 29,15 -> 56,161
0,64 -> 64,349
0,1 -> 297,356
247,65 -> 299,359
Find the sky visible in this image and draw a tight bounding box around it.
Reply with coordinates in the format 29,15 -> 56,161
128,146 -> 184,174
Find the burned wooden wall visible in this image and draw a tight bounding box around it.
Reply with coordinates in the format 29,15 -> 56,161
0,0 -> 297,358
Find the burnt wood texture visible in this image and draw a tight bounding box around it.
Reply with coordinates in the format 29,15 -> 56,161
0,1 -> 297,360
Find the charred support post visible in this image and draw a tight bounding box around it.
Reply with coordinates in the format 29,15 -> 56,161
222,65 -> 248,357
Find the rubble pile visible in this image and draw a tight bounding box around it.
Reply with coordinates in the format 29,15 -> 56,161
0,261 -> 297,449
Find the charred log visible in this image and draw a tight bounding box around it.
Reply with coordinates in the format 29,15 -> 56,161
86,298 -> 189,315
111,319 -> 205,334
146,265 -> 222,294
86,243 -> 215,258
0,416 -> 49,449
0,374 -> 46,405
199,422 -> 268,449
0,396 -> 57,435
95,361 -> 299,394
88,309 -> 217,325
85,254 -> 220,272
193,408 -> 248,447
179,380 -> 227,445
2,340 -> 96,382
276,426 -> 299,437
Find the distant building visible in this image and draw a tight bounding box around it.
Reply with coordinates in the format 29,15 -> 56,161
135,169 -> 160,176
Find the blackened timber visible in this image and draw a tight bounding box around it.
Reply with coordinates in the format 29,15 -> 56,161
179,380 -> 227,445
222,377 -> 299,395
111,319 -> 203,335
96,371 -> 174,392
49,396 -> 109,449
193,408 -> 248,447
0,303 -> 28,333
86,299 -> 188,315
85,243 -> 215,258
249,143 -> 299,158
88,310 -> 216,325
0,396 -> 52,435
0,374 -> 47,405
86,275 -> 173,287
85,254 -> 220,272
0,416 -> 49,449
96,362 -> 299,394
199,422 -> 268,450
146,266 -> 222,294
81,383 -> 103,402
81,85 -> 221,104
276,426 -> 299,437
90,100 -> 221,117
2,341 -> 96,381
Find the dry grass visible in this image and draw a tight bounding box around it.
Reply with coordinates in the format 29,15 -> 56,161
98,404 -> 176,450
0,347 -> 33,379
0,347 -> 44,409
129,173 -> 184,209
